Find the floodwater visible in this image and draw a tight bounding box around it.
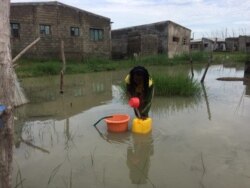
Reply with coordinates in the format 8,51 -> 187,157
8,64 -> 250,188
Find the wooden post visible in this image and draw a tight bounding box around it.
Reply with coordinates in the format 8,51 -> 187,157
189,41 -> 194,78
60,40 -> 66,94
245,60 -> 250,74
60,70 -> 64,94
190,57 -> 194,78
200,61 -> 210,83
201,52 -> 212,83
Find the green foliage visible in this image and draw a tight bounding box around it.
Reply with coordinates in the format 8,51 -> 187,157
119,73 -> 201,97
15,52 -> 248,78
134,54 -> 170,65
152,74 -> 201,97
172,51 -> 211,63
190,52 -> 210,62
34,63 -> 60,75
212,51 -> 249,63
16,61 -> 61,77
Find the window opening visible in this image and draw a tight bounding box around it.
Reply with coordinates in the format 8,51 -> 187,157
71,27 -> 80,36
90,28 -> 104,41
10,23 -> 20,38
173,36 -> 179,42
182,38 -> 187,45
40,24 -> 51,35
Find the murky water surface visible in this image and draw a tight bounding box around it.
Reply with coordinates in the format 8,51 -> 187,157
12,64 -> 250,188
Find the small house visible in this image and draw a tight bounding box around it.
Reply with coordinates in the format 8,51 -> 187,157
10,1 -> 112,60
190,37 -> 226,52
111,21 -> 191,59
225,37 -> 239,52
190,38 -> 214,52
239,35 -> 250,53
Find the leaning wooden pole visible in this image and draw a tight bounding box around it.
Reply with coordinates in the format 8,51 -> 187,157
12,37 -> 41,106
12,37 -> 40,64
201,52 -> 212,83
0,0 -> 14,187
200,61 -> 210,83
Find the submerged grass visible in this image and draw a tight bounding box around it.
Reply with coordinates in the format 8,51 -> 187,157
15,51 -> 248,78
15,51 -> 245,97
152,74 -> 201,97
120,74 -> 201,97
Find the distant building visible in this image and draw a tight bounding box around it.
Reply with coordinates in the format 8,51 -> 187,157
190,38 -> 214,52
10,1 -> 111,60
190,37 -> 225,52
213,38 -> 226,51
111,21 -> 191,59
225,36 -> 250,52
239,35 -> 250,53
225,37 -> 239,52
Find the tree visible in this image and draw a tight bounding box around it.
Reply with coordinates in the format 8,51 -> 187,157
0,0 -> 14,187
0,0 -> 28,107
0,0 -> 14,118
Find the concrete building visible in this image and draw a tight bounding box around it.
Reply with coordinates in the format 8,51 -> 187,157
225,37 -> 239,52
213,38 -> 226,51
190,38 -> 214,52
225,36 -> 250,52
239,35 -> 250,53
190,37 -> 226,52
111,21 -> 191,59
10,1 -> 111,60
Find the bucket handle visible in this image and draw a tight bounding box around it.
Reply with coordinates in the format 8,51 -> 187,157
93,116 -> 113,139
93,116 -> 113,127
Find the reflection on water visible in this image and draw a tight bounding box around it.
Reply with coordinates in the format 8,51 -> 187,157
151,95 -> 201,118
201,83 -> 211,120
105,132 -> 131,144
97,130 -> 155,185
243,70 -> 250,96
17,73 -> 115,121
8,64 -> 250,188
127,133 -> 154,185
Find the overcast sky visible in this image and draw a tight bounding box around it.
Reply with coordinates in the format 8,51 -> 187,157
11,0 -> 250,39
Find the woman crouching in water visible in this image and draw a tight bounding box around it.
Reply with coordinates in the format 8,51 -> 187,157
125,66 -> 154,119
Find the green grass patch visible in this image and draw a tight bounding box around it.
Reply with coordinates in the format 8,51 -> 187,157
15,51 -> 248,78
120,74 -> 201,97
152,74 -> 201,97
15,60 -> 61,77
212,51 -> 249,62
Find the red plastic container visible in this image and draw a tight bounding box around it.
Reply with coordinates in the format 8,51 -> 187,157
105,114 -> 130,132
129,97 -> 140,108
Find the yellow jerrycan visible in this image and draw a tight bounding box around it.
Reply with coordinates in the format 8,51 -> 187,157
132,117 -> 152,134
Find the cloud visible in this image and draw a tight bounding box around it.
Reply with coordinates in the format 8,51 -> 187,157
11,0 -> 250,38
